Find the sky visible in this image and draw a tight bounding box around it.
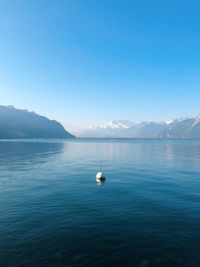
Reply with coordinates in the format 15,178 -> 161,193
0,0 -> 200,132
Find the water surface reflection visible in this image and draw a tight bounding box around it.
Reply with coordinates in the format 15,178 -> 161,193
1,139 -> 200,267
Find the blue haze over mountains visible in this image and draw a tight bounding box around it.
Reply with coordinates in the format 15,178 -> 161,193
1,105 -> 200,139
0,106 -> 74,139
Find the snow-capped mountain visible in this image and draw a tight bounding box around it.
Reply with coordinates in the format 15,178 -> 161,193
88,120 -> 135,130
77,120 -> 134,138
163,117 -> 189,125
77,115 -> 200,139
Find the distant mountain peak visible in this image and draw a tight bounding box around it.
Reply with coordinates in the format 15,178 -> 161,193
163,117 -> 189,126
164,120 -> 173,125
89,120 -> 134,130
172,117 -> 189,123
103,120 -> 134,129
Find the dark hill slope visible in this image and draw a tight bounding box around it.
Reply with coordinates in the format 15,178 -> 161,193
0,106 -> 74,139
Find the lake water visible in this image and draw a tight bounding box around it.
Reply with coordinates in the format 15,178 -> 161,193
0,139 -> 200,267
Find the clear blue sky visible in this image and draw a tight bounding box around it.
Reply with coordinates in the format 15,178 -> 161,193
0,0 -> 200,131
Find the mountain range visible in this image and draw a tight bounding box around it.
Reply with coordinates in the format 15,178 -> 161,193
0,106 -> 74,139
1,105 -> 200,139
77,116 -> 200,139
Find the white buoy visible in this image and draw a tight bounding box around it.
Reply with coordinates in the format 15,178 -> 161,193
96,164 -> 106,182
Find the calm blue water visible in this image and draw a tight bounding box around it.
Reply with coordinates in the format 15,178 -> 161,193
0,139 -> 200,267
